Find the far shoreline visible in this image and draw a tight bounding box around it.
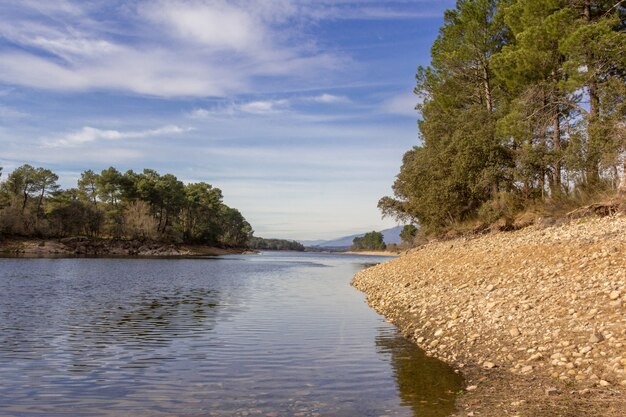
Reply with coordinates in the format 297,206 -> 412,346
341,250 -> 400,256
0,237 -> 254,258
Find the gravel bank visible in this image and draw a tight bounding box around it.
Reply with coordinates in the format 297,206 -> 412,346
353,215 -> 626,416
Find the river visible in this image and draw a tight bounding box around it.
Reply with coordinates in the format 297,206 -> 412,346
0,252 -> 461,417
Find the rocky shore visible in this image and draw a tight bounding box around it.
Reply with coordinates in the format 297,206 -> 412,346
0,237 -> 250,257
353,215 -> 626,417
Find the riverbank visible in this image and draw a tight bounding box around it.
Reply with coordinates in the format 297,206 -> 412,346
343,250 -> 400,256
0,237 -> 252,257
353,215 -> 626,417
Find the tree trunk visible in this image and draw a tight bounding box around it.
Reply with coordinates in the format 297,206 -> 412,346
38,187 -> 45,216
552,112 -> 562,194
584,0 -> 601,186
619,160 -> 626,196
21,190 -> 28,213
483,63 -> 493,112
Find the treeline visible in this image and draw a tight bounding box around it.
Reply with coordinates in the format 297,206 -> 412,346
380,0 -> 625,233
352,231 -> 386,251
248,237 -> 305,251
0,165 -> 252,247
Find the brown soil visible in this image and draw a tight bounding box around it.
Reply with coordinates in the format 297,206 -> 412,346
353,215 -> 626,417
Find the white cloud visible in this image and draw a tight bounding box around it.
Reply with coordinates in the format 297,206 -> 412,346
289,1 -> 452,21
0,105 -> 28,119
189,108 -> 212,118
381,92 -> 421,116
187,93 -> 352,119
45,125 -> 192,147
308,93 -> 350,104
140,1 -> 265,53
0,0 -> 344,97
17,0 -> 83,16
240,99 -> 289,114
188,99 -> 290,117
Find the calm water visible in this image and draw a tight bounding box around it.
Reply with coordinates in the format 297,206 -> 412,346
0,252 -> 461,417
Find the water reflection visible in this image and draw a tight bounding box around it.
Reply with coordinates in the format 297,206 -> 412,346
80,288 -> 220,345
377,332 -> 463,417
0,255 -> 460,417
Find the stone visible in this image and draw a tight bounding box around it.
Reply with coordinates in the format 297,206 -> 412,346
609,290 -> 620,300
599,380 -> 610,387
434,329 -> 444,337
545,387 -> 559,396
509,327 -> 520,337
589,333 -> 604,343
483,361 -> 496,369
466,385 -> 478,391
520,365 -> 533,374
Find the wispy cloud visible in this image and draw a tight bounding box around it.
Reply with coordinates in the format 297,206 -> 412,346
140,1 -> 267,53
307,93 -> 350,104
188,93 -> 351,119
44,125 -> 192,147
0,0 -> 345,97
0,0 -> 448,97
189,99 -> 290,118
0,105 -> 28,119
240,99 -> 290,114
381,92 -> 421,116
277,0 -> 454,21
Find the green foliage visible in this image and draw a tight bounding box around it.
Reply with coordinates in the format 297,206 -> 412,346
0,164 -> 254,247
400,225 -> 418,244
381,0 -> 626,234
352,231 -> 386,251
248,237 -> 305,251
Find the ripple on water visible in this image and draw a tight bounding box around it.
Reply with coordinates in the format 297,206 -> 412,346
0,253 -> 461,417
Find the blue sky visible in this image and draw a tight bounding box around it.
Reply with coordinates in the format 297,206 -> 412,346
0,0 -> 453,240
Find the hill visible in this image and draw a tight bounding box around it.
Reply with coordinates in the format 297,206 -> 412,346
300,225 -> 404,249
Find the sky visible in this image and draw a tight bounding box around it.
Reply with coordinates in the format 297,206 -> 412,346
0,0 -> 453,240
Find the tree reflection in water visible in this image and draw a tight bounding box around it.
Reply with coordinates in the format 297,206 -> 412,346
376,330 -> 463,417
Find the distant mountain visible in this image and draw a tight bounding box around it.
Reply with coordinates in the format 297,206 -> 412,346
300,225 -> 404,248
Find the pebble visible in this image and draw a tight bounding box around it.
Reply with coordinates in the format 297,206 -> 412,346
520,365 -> 533,374
352,215 -> 626,401
589,333 -> 604,343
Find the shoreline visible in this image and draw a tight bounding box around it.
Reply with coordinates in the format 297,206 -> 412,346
352,215 -> 626,416
342,250 -> 400,256
0,237 -> 253,258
